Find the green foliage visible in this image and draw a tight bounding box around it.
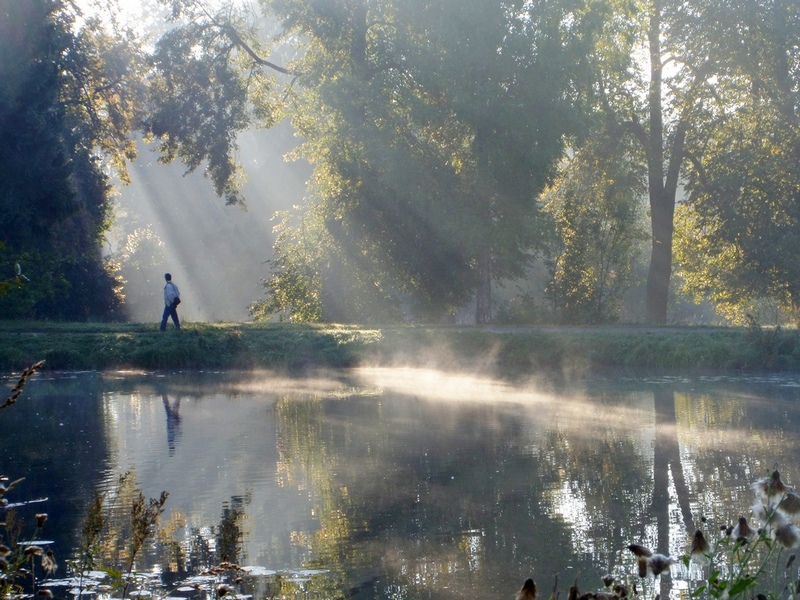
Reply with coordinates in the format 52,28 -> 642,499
542,138 -> 648,324
250,210 -> 325,323
678,470 -> 800,600
670,0 -> 800,324
145,3 -> 269,205
250,0 -> 603,322
677,110 -> 800,322
0,0 -> 144,321
250,208 -> 411,324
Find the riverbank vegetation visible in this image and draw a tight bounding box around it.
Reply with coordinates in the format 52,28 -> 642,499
1,322 -> 799,374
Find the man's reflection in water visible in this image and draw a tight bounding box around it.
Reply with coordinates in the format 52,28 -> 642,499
162,394 -> 182,455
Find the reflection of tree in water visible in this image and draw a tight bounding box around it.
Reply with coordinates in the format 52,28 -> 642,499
535,394 -> 653,573
273,394 -> 614,600
271,380 -> 800,600
157,495 -> 250,588
673,383 -> 800,529
216,496 -> 248,564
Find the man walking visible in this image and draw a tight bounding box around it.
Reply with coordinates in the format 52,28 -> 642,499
160,273 -> 181,331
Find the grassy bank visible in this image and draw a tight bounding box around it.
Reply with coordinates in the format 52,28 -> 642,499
1,321 -> 800,375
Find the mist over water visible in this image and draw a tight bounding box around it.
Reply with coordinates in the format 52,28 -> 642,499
7,368 -> 800,600
110,122 -> 310,323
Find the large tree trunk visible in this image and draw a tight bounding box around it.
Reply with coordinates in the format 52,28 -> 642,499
643,0 -> 681,325
646,193 -> 674,323
475,244 -> 492,324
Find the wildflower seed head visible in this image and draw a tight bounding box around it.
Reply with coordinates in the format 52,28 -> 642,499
751,500 -> 788,530
602,575 -> 614,588
42,548 -> 57,574
614,584 -> 628,598
774,523 -> 800,549
568,582 -> 580,600
771,469 -> 789,494
647,554 -> 674,576
35,513 -> 48,528
0,544 -> 10,557
732,515 -> 756,542
23,545 -> 43,557
217,584 -> 233,597
637,556 -> 648,578
690,530 -> 709,563
752,470 -> 790,505
780,492 -> 800,516
37,590 -> 53,598
627,544 -> 652,558
517,578 -> 537,600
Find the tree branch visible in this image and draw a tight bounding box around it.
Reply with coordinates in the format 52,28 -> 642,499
218,22 -> 298,77
622,118 -> 649,152
683,148 -> 707,188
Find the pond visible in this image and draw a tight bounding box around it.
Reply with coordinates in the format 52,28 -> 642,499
3,367 -> 800,600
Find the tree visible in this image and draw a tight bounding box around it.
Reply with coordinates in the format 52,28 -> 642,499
244,0 -> 597,323
144,0 -> 281,205
673,0 -> 800,323
584,0 -> 723,323
0,0 -> 146,320
143,0 -> 603,323
542,138 -> 648,324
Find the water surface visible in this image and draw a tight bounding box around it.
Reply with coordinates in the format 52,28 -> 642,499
3,367 -> 800,600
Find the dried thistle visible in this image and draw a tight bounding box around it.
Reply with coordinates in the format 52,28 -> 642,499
779,491 -> 800,516
627,544 -> 652,558
41,549 -> 57,575
0,361 -> 45,410
732,515 -> 756,544
774,523 -> 800,549
517,578 -> 537,600
647,554 -> 674,576
690,530 -> 709,564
